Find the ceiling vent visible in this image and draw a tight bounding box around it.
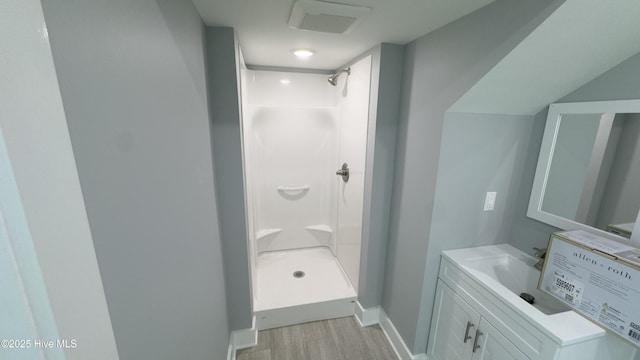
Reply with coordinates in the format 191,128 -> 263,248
288,0 -> 371,34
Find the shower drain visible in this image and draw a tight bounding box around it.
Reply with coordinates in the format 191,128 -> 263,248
293,271 -> 305,278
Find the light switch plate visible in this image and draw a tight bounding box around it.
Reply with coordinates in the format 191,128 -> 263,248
483,192 -> 497,211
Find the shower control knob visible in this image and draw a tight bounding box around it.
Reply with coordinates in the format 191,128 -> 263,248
336,163 -> 349,182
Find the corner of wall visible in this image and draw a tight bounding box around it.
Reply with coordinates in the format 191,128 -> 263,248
227,316 -> 258,360
358,42 -> 404,308
204,25 -> 253,332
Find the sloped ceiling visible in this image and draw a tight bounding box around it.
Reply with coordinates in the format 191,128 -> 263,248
450,0 -> 640,115
193,0 -> 494,70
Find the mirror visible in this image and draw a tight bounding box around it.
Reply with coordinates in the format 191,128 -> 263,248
528,100 -> 640,245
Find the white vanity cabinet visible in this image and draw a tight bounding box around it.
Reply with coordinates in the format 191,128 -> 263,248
427,249 -> 638,360
427,280 -> 527,360
475,319 -> 528,360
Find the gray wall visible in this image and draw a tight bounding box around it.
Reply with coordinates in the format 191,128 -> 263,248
205,27 -> 253,331
358,44 -> 404,308
1,1 -> 119,358
382,0 -> 565,354
508,110 -> 562,252
423,111 -> 539,287
561,51 -> 640,103
509,49 -> 640,253
41,1 -> 231,359
429,112 -> 538,251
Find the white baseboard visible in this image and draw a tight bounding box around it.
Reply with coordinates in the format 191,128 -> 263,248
232,319 -> 258,350
227,316 -> 258,360
356,301 -> 428,360
354,301 -> 381,327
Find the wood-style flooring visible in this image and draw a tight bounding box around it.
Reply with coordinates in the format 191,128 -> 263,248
236,316 -> 398,360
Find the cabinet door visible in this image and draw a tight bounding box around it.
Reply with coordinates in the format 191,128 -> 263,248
471,319 -> 528,360
427,280 -> 481,360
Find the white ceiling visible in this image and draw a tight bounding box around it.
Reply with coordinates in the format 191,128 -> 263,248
193,0 -> 494,70
450,0 -> 640,115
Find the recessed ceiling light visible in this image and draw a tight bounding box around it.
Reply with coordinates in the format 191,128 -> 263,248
280,79 -> 291,85
293,49 -> 316,58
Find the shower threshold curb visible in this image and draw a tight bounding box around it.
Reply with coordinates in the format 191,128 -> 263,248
254,296 -> 356,330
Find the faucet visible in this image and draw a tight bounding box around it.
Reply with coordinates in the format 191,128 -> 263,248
533,247 -> 546,270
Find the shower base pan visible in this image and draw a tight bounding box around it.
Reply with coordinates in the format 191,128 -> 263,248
254,247 -> 357,330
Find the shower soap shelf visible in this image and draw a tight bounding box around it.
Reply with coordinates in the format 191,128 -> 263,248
277,185 -> 310,192
304,225 -> 333,234
256,228 -> 283,241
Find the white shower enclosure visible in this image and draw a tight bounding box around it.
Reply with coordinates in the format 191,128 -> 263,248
240,56 -> 372,329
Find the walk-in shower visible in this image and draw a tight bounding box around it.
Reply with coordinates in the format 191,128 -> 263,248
240,56 -> 372,329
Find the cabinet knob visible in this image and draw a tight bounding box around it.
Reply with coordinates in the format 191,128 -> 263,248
463,321 -> 474,343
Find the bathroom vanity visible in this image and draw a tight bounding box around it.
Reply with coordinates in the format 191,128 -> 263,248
426,244 -> 637,360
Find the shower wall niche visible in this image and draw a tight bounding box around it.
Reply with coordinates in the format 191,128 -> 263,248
240,56 -> 372,329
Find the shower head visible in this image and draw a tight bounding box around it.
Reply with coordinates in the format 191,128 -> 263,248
328,67 -> 351,86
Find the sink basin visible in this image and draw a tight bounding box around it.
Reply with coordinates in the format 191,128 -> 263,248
463,252 -> 569,315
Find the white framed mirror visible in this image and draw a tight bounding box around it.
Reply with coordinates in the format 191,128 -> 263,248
528,100 -> 640,245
